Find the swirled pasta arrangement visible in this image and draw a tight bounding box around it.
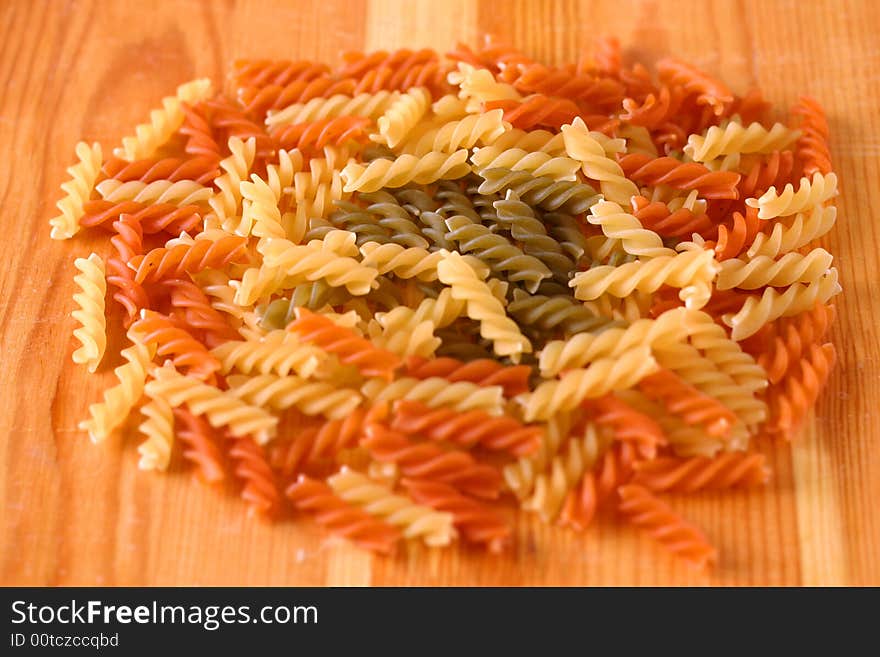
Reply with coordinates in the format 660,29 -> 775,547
53,37 -> 840,569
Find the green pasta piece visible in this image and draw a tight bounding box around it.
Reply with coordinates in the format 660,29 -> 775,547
444,214 -> 552,293
492,193 -> 577,285
543,211 -> 591,263
507,288 -> 620,339
476,167 -> 601,215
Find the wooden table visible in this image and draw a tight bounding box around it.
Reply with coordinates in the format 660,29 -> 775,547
1,0 -> 878,586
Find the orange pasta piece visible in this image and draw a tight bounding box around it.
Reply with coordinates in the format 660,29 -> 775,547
390,399 -> 542,456
286,475 -> 400,553
618,484 -> 718,569
361,423 -> 503,500
404,355 -> 531,397
619,153 -> 741,200
174,407 -> 226,484
638,370 -> 736,438
402,478 -> 510,553
287,308 -> 401,380
632,452 -> 770,493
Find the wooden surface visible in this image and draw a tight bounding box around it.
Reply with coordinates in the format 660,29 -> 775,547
1,0 -> 878,586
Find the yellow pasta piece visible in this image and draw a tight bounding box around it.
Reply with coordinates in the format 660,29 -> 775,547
328,467 -> 456,547
50,141 -> 102,240
145,365 -> 278,444
71,253 -> 107,373
685,120 -> 800,162
745,172 -> 838,220
519,346 -> 659,422
562,117 -> 639,203
114,78 -> 212,161
227,373 -> 361,420
437,251 -> 531,360
341,150 -> 471,192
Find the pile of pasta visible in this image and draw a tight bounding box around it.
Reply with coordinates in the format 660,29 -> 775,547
53,37 -> 840,568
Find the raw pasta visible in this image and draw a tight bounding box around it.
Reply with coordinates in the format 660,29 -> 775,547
52,39 -> 842,568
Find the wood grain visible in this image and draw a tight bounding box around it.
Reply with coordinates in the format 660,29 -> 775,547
1,0 -> 878,586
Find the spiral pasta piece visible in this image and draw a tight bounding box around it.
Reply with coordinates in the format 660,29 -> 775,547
286,475 -> 400,553
96,179 -> 212,207
272,115 -> 371,154
630,195 -> 716,240
525,422 -> 610,521
520,346 -> 658,422
637,369 -> 737,438
252,235 -> 378,297
230,435 -> 283,515
401,109 -> 508,155
132,310 -> 221,380
562,117 -> 639,203
792,96 -> 833,176
390,399 -> 541,456
374,87 -> 432,147
765,342 -> 836,438
618,484 -> 717,569
485,94 -> 582,131
718,248 -> 834,290
538,307 -> 689,377
212,330 -> 326,378
747,302 -> 835,384
71,254 -> 107,372
437,252 -> 532,359
341,150 -> 470,192
137,387 -> 175,471
477,168 -> 601,215
685,120 -> 799,162
227,373 -> 361,420
287,308 -> 401,380
403,356 -> 530,397
163,278 -> 240,347
618,153 -> 740,200
362,377 -> 504,415
358,242 -> 445,281
485,127 -> 566,155
328,468 -> 456,547
209,137 -> 256,226
401,478 -> 510,552
443,214 -> 551,292
50,142 -> 103,240
145,365 -> 278,443
509,63 -> 626,110
266,91 -> 399,127
570,249 -> 718,305
361,423 -> 503,500
586,200 -> 676,258
507,289 -> 615,338
470,146 -> 580,183
492,192 -> 576,283
632,452 -> 769,493
173,407 -> 226,483
745,172 -> 838,220
723,268 -> 841,341
103,154 -> 219,185
132,235 -> 250,284
114,78 -> 212,161
746,205 -> 836,259
80,199 -> 202,235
